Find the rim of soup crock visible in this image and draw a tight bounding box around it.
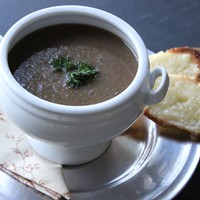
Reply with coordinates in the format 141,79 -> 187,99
0,5 -> 149,115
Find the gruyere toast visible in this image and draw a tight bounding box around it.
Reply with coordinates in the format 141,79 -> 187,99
144,47 -> 200,138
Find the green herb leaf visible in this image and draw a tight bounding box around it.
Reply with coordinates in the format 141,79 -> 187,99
67,64 -> 99,88
51,56 -> 76,71
51,55 -> 99,88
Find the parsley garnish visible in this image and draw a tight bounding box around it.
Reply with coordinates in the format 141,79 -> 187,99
51,56 -> 76,71
50,56 -> 99,88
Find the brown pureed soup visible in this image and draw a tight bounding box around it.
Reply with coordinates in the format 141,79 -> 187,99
9,24 -> 138,105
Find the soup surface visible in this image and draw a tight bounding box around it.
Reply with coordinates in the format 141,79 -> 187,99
9,24 -> 138,105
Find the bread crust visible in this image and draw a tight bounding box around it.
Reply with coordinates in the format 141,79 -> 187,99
168,47 -> 200,81
143,109 -> 199,138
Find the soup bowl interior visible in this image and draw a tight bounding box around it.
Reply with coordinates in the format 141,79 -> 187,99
0,6 -> 150,165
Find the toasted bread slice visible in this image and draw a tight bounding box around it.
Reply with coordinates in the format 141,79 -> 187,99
144,47 -> 200,138
144,75 -> 200,137
149,47 -> 200,81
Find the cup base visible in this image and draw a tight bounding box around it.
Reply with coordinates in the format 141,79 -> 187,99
27,135 -> 111,165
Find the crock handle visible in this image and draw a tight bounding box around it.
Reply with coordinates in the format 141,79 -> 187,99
144,66 -> 169,105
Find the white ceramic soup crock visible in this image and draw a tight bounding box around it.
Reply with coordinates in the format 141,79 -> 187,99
0,6 -> 169,165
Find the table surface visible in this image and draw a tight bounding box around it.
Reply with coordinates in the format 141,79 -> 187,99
0,0 -> 200,200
